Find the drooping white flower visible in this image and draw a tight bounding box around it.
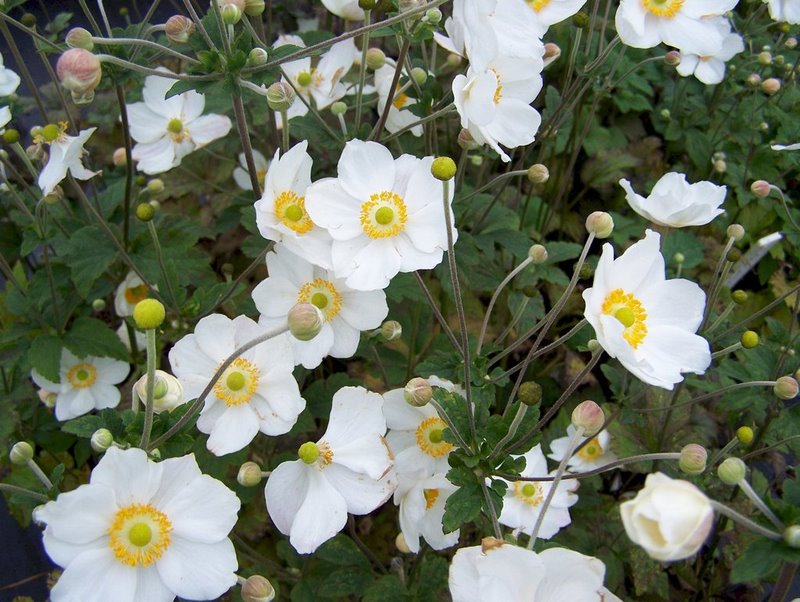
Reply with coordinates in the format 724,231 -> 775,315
582,229 -> 711,389
375,59 -> 423,137
31,349 -> 129,421
133,369 -> 186,414
233,149 -> 270,191
497,444 -> 578,539
620,172 -> 727,227
396,473 -> 459,553
114,271 -> 151,317
548,426 -> 617,472
305,140 -> 456,291
127,69 -> 232,174
264,386 -> 395,554
168,314 -> 305,456
36,447 -> 240,602
523,0 -> 588,29
675,18 -> 744,85
765,0 -> 800,23
321,0 -> 365,20
38,126 -> 100,196
0,51 -> 21,96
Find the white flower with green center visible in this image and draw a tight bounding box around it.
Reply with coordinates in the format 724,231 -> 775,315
765,0 -> 800,23
396,473 -> 459,553
127,69 -> 232,175
620,172 -> 727,227
35,447 -> 240,602
114,271 -> 152,317
497,444 -> 578,539
31,349 -> 129,421
582,229 -> 711,389
548,425 -> 617,472
252,245 -> 388,369
37,124 -> 100,196
674,18 -> 744,85
374,59 -> 423,137
264,386 -> 395,554
233,149 -> 270,191
168,314 -> 305,456
305,140 -> 456,291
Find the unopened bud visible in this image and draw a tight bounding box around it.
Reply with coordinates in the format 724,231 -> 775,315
664,50 -> 681,66
20,13 -> 36,27
380,320 -> 402,341
395,532 -> 411,553
165,15 -> 195,44
66,27 -> 94,50
774,376 -> 799,400
726,247 -> 741,262
221,4 -> 242,24
244,0 -> 266,16
740,330 -> 759,349
56,48 -> 102,99
241,575 -> 275,602
9,442 -> 33,465
571,400 -> 604,437
727,224 -> 745,241
679,444 -> 707,475
2,129 -> 19,144
331,101 -> 347,116
431,156 -> 456,181
457,128 -> 478,150
732,290 -> 748,304
585,211 -> 614,238
750,180 -> 771,198
43,188 -> 64,205
587,339 -> 601,353
775,55 -> 786,66
786,37 -> 798,50
359,0 -> 378,8
410,67 -> 428,86
718,457 -> 746,485
446,54 -> 463,69
133,298 -> 165,330
90,428 -> 114,452
746,73 -> 762,87
288,303 -> 324,341
92,298 -> 106,311
134,370 -> 185,412
518,381 -> 542,406
759,121 -> 769,131
761,78 -> 781,95
572,11 -> 589,28
673,252 -> 685,265
266,82 -> 296,112
713,158 -> 726,173
366,48 -> 386,70
543,43 -> 561,62
146,179 -> 165,194
38,389 -> 56,407
737,426 -> 754,446
404,377 -> 432,407
425,8 -> 442,24
527,163 -> 549,184
136,202 -> 155,222
784,525 -> 800,548
237,461 -> 263,487
248,48 -> 269,66
528,244 -> 548,264
113,147 -> 127,167
758,51 -> 772,65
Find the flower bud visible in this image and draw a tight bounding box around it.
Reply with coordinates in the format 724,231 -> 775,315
20,13 -> 36,27
761,78 -> 781,95
725,247 -> 741,263
543,43 -> 561,62
146,178 -> 165,195
288,303 -> 324,341
395,532 -> 411,553
9,442 -> 33,465
425,8 -> 442,24
713,158 -> 726,174
380,320 -> 402,341
165,15 -> 195,44
90,428 -> 114,452
136,202 -> 155,222
585,211 -> 614,238
134,370 -> 185,413
750,180 -> 771,198
133,298 -> 165,330
457,128 -> 479,150
404,377 -> 432,407
242,575 -> 275,602
784,525 -> 800,548
92,298 -> 106,311
587,339 -> 602,353
758,51 -> 772,65
66,27 -> 94,50
43,187 -> 64,205
786,37 -> 798,50
679,444 -> 707,475
244,0 -> 266,16
112,147 -> 127,167
331,101 -> 347,116
237,461 -> 263,487
527,163 -> 549,184
518,381 -> 542,406
446,53 -> 463,68
726,224 -> 745,241
671,252 -> 684,266
56,48 -> 102,101
2,129 -> 19,144
571,400 -> 604,436
774,376 -> 799,400
572,11 -> 589,28
528,244 -> 548,264
359,0 -> 378,9
664,50 -> 681,66
248,48 -> 268,66
366,48 -> 386,70
431,156 -> 456,181
746,73 -> 762,87
410,67 -> 428,86
718,457 -> 746,485
736,426 -> 754,446
266,82 -> 296,112
740,330 -> 759,349
731,290 -> 747,304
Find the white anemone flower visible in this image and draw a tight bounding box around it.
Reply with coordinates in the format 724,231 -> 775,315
133,369 -> 186,414
523,0 -> 588,29
114,271 -> 151,317
548,426 -> 617,472
265,386 -> 395,554
765,0 -> 800,23
116,323 -> 147,353
253,141 -> 333,268
38,126 -> 100,196
619,172 -> 727,227
0,51 -> 21,96
497,444 -> 578,539
582,229 -> 712,389
453,55 -> 544,163
252,245 -> 388,369
35,447 -> 240,602
675,18 -> 744,85
305,140 -> 456,291
375,60 -> 423,137
0,106 -> 11,128
772,142 -> 800,151
615,0 -> 738,56
321,0 -> 365,20
127,69 -> 232,174
396,473 -> 459,553
168,314 -> 305,456
31,349 -> 129,421
233,149 -> 270,191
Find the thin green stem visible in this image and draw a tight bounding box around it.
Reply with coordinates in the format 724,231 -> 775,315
711,342 -> 742,359
26,459 -> 54,491
481,481 -> 503,539
147,221 -> 181,313
476,257 -> 533,355
414,271 -> 463,357
428,398 -> 471,452
635,380 -> 777,414
370,38 -> 410,141
0,483 -> 49,502
139,328 -> 158,449
232,92 -> 262,197
354,9 -> 371,132
737,479 -> 785,531
115,86 -> 134,249
495,452 -> 682,482
92,36 -> 201,64
710,500 -> 782,541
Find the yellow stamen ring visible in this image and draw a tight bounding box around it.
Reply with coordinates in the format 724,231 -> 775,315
213,357 -> 260,407
642,0 -> 684,18
297,278 -> 342,321
360,191 -> 408,239
601,288 -> 648,349
423,488 -> 440,510
274,190 -> 313,234
415,417 -> 454,458
526,0 -> 551,11
67,363 -> 97,389
124,283 -> 149,305
577,436 -> 604,461
108,503 -> 172,567
513,481 -> 545,508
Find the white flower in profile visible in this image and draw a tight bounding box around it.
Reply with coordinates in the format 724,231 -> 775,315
523,0 -> 588,29
30,349 -> 129,421
114,271 -> 151,317
497,444 -> 578,539
127,69 -> 232,174
772,142 -> 800,151
37,125 -> 100,196
0,51 -> 21,96
252,245 -> 388,369
375,60 -> 423,137
548,426 -> 617,472
675,18 -> 744,85
116,323 -> 146,353
253,141 -> 333,268
265,386 -> 395,554
321,0 -> 365,20
133,369 -> 186,414
619,172 -> 727,227
396,473 -> 459,553
305,140 -> 456,291
168,314 -> 305,456
453,55 -> 544,162
233,149 -> 270,191
582,229 -> 711,389
765,0 -> 800,23
0,106 -> 10,128
35,447 -> 240,602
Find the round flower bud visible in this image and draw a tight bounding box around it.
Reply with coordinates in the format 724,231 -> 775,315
774,376 -> 799,400
241,575 -> 275,602
221,4 -> 242,24
761,78 -> 781,95
457,128 -> 479,150
248,48 -> 269,66
90,428 -> 114,452
528,244 -> 548,264
410,67 -> 428,86
266,82 -> 296,112
527,163 -> 549,184
518,381 -> 542,406
571,400 -> 604,436
395,532 -> 411,553
740,330 -> 759,349
725,247 -> 741,263
237,461 -> 263,487
2,129 -> 19,144
112,147 -> 127,167
91,298 -> 106,311
446,53 -> 463,68
165,15 -> 195,44
366,48 -> 386,70
404,377 -> 432,407
21,13 -> 37,27
298,441 -> 319,464
758,51 -> 772,65
56,48 -> 102,98
146,178 -> 165,195
736,426 -> 754,446
136,202 -> 155,222
543,43 -> 561,62
731,290 -> 748,304
425,8 -> 442,24
136,175 -> 147,186
244,0 -> 266,16
43,188 -> 64,205
585,211 -> 614,238
586,338 -> 602,353
718,457 -> 746,485
784,525 -> 800,548
572,11 -> 589,28
672,252 -> 685,265
330,101 -> 347,116
786,37 -> 798,50
66,27 -> 94,50
39,389 -> 57,408
679,444 -> 707,475
746,73 -> 762,87
775,55 -> 786,66
359,0 -> 377,9
431,156 -> 457,181
726,225 -> 745,242
664,50 -> 681,66
380,320 -> 402,341
133,298 -> 165,330
216,0 -> 245,8
713,158 -> 726,174
9,442 -> 34,465
288,303 -> 324,341
750,180 -> 771,198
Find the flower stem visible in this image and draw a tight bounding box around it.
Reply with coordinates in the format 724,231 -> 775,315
92,36 -> 201,64
354,9 -> 371,133
710,500 -> 782,541
115,86 -> 134,249
232,92 -> 263,198
494,452 -> 682,482
139,328 -> 158,449
481,480 -> 503,539
701,236 -> 736,331
476,257 -> 533,355
737,478 -> 785,531
413,271 -> 463,358
147,221 -> 181,313
0,483 -> 49,502
280,110 -> 290,152
370,38 -> 410,141
428,399 -> 470,452
711,342 -> 743,359
26,458 -> 54,491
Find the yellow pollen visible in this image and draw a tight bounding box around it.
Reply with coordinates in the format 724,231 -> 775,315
36,121 -> 69,145
601,288 -> 648,349
490,68 -> 503,104
642,0 -> 684,17
318,442 -> 334,466
297,278 -> 342,321
423,488 -> 440,510
108,503 -> 172,567
67,363 -> 97,389
526,0 -> 550,11
213,357 -> 260,406
393,93 -> 409,110
360,191 -> 408,239
415,417 -> 454,458
577,437 -> 604,461
274,190 -> 313,234
514,481 -> 544,507
124,283 -> 149,305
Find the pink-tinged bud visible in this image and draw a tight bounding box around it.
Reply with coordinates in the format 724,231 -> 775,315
774,376 -> 799,400
585,211 -> 614,238
288,303 -> 324,341
457,128 -> 479,150
216,0 -> 245,9
571,400 -> 604,436
404,377 -> 432,407
165,15 -> 195,45
543,43 -> 561,62
761,78 -> 781,95
679,444 -> 707,475
56,48 -> 102,103
786,37 -> 798,50
664,50 -> 681,66
726,223 -> 745,241
750,180 -> 771,198
113,147 -> 127,167
241,575 -> 275,602
746,73 -> 762,87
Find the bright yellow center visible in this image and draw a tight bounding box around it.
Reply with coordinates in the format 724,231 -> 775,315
108,503 -> 172,567
526,0 -> 550,11
393,93 -> 409,110
415,417 -> 454,458
642,0 -> 684,17
490,68 -> 503,104
360,191 -> 408,239
297,278 -> 342,321
124,283 -> 149,305
577,437 -> 604,461
601,288 -> 648,349
274,190 -> 313,234
423,488 -> 440,510
213,357 -> 260,406
514,481 -> 544,507
67,363 -> 97,389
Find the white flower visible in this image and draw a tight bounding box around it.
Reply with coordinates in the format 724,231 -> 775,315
497,444 -> 578,539
396,473 -> 459,553
675,18 -> 744,85
252,245 -> 388,369
253,141 -> 333,268
621,472 -> 714,561
548,425 -> 617,472
615,0 -> 738,56
0,105 -> 10,129
116,323 -> 147,353
765,0 -> 800,23
620,172 -> 727,227
305,140 -> 456,291
114,271 -> 151,317
133,369 -> 186,413
524,0 -> 588,29
31,349 -> 129,421
168,314 -> 305,456
36,447 -> 240,602
772,142 -> 800,151
0,51 -> 21,96
264,386 -> 395,554
321,0 -> 365,20
453,55 -> 543,163
536,547 -> 623,601
233,149 -> 270,191
582,229 -> 711,389
127,69 -> 232,175
38,126 -> 100,196
375,59 -> 423,137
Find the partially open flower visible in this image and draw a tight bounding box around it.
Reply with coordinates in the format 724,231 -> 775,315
56,48 -> 102,103
133,369 -> 186,413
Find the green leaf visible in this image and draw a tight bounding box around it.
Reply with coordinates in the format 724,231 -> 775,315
731,538 -> 791,583
442,481 -> 482,532
63,316 -> 129,361
60,225 -> 119,297
364,575 -> 407,602
61,414 -> 104,438
29,334 -> 63,383
315,535 -> 371,568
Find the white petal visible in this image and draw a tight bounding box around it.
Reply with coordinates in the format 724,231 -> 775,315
189,114 -> 232,147
50,548 -> 137,602
37,484 -> 116,544
337,140 -> 396,201
89,447 -> 163,506
289,469 -> 348,554
156,537 -> 238,600
162,476 -> 240,543
323,386 -> 386,447
206,403 -> 260,456
265,460 -> 310,535
132,137 -> 177,175
324,463 -> 394,514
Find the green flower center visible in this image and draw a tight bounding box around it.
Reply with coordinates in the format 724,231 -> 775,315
297,71 -> 312,87
226,371 -> 246,391
375,206 -> 394,225
42,124 -> 62,142
284,204 -> 303,222
128,523 -> 153,547
311,292 -> 328,309
76,369 -> 89,381
429,428 -> 443,444
298,442 -> 319,464
614,307 -> 635,328
521,483 -> 536,497
167,118 -> 183,134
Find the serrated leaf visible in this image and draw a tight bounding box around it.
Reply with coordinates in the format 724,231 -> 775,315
60,225 -> 119,297
63,316 -> 129,361
442,482 -> 482,532
61,414 -> 104,437
315,535 -> 371,568
29,334 -> 63,383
